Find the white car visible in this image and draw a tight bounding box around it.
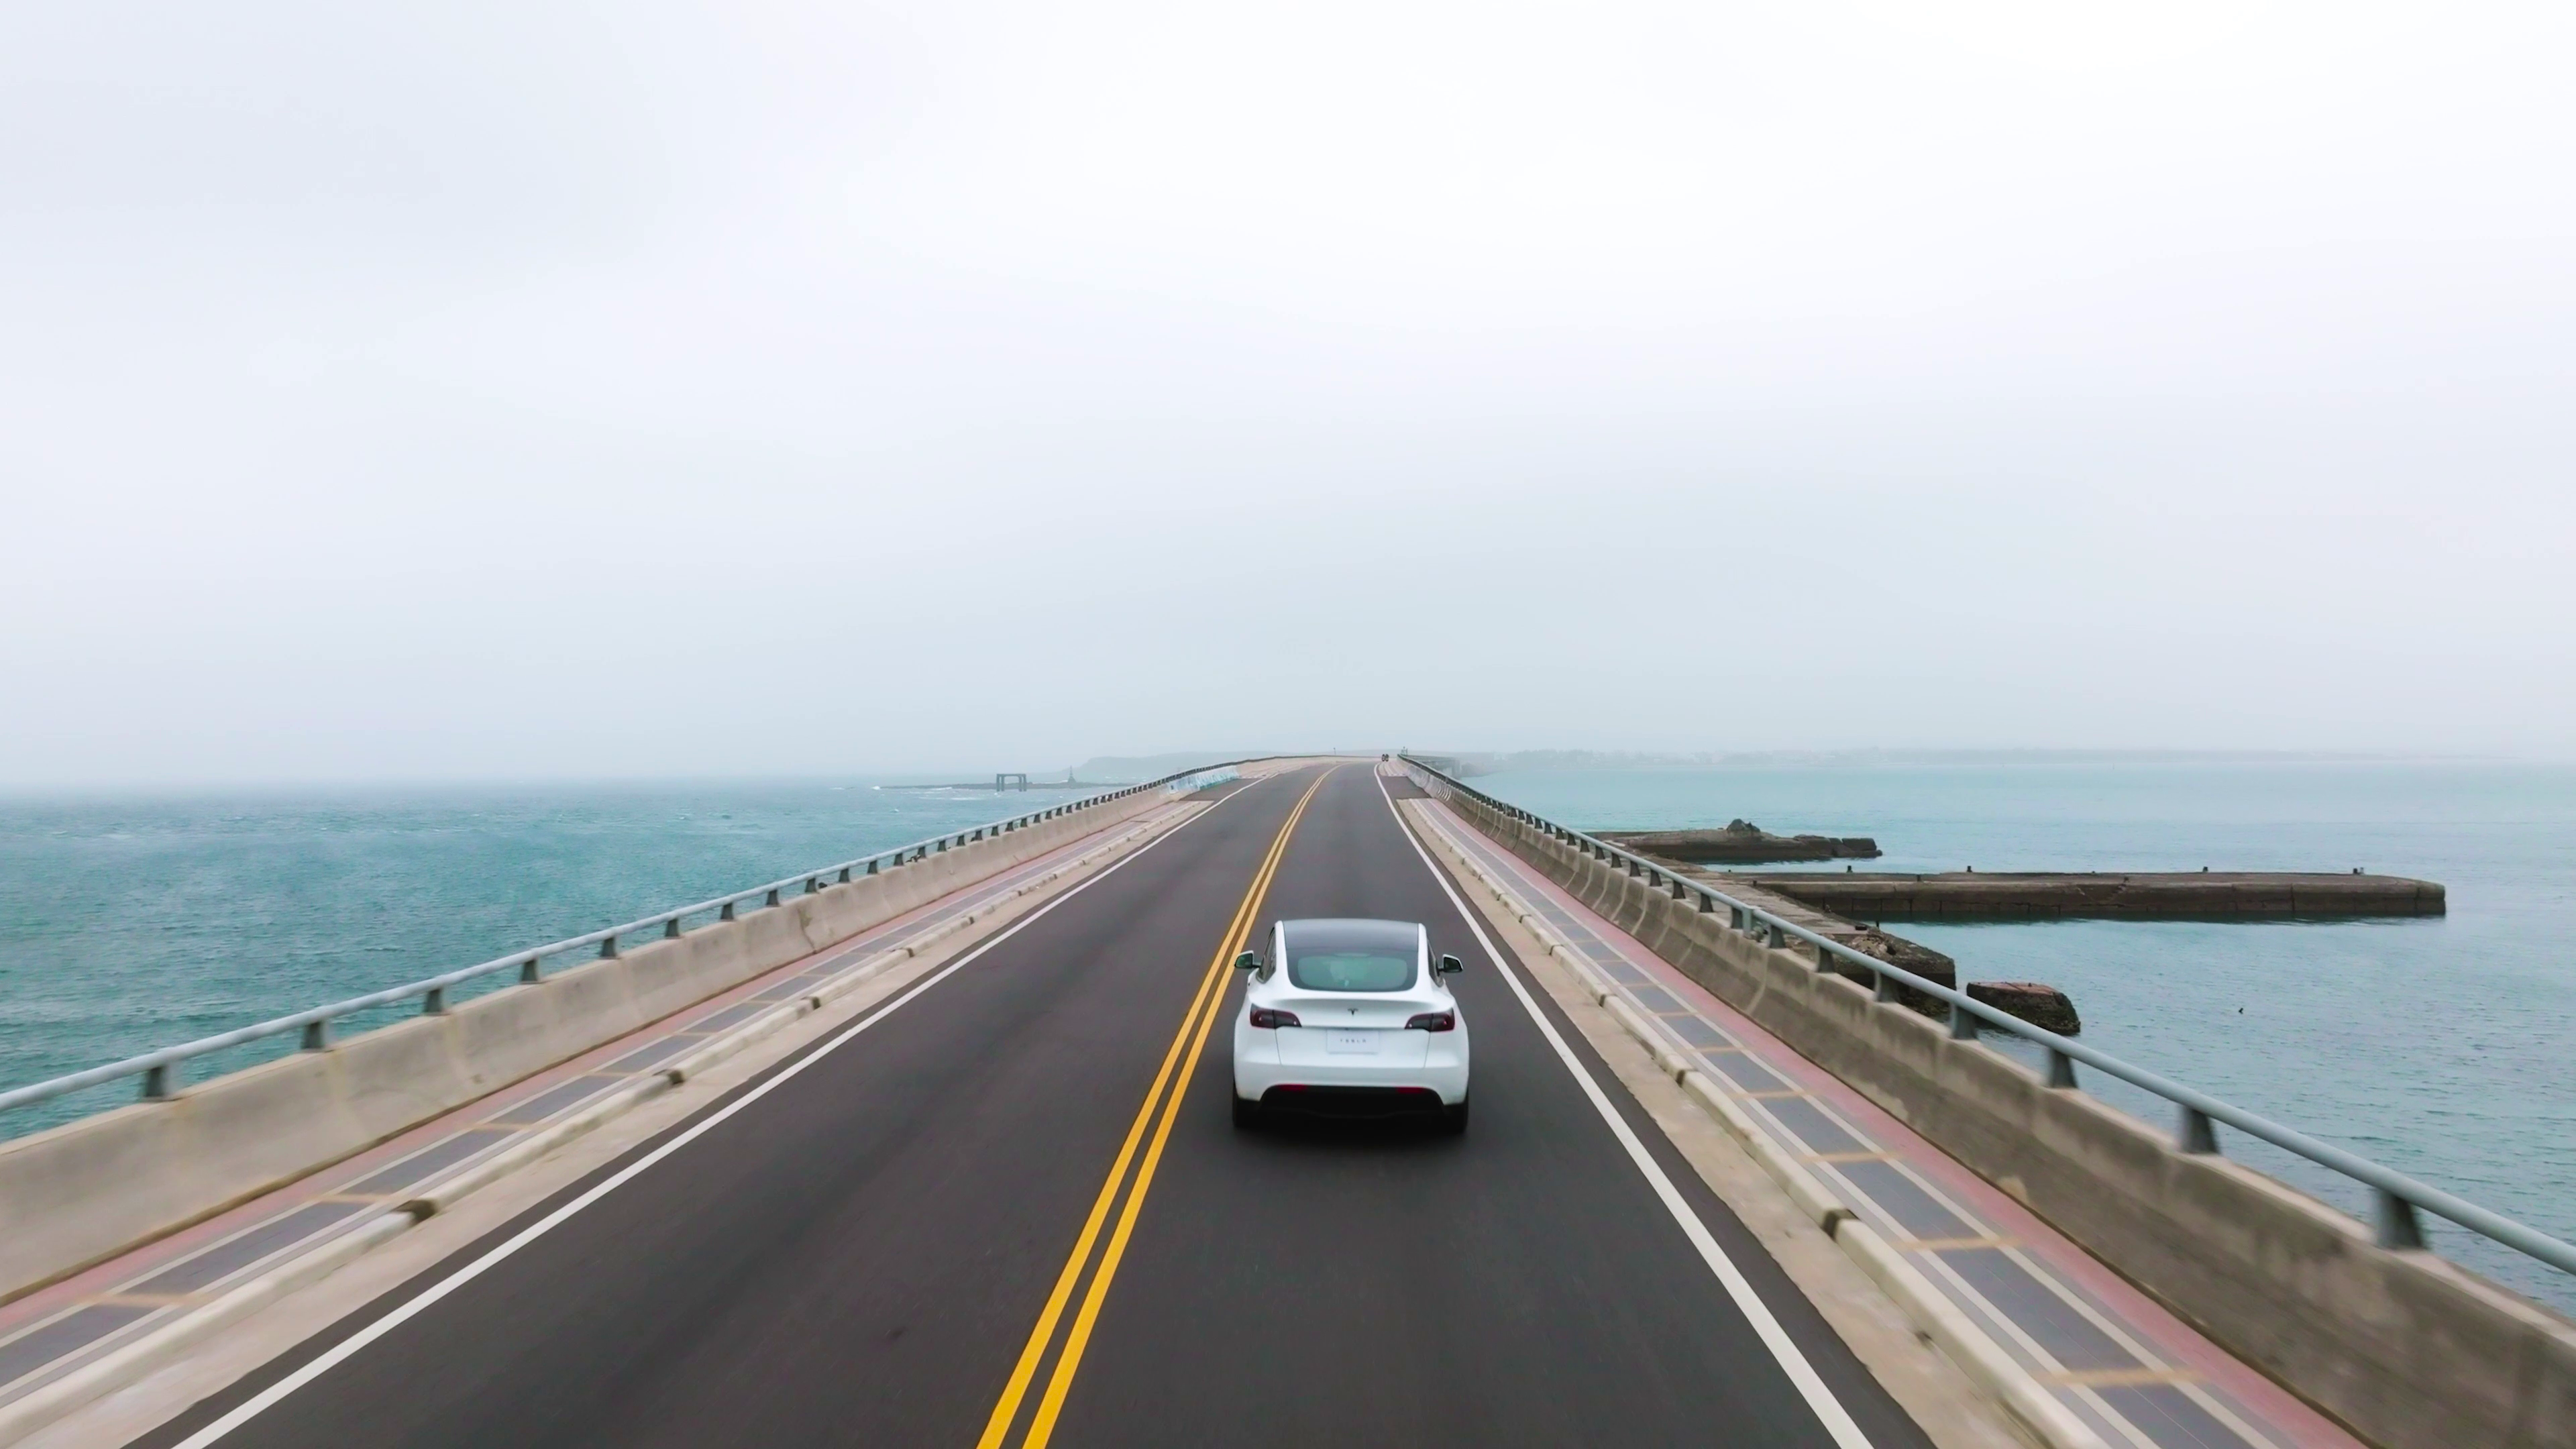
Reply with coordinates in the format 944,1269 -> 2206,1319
1231,917 -> 1470,1133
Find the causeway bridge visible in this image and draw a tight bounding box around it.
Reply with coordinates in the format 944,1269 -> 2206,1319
0,760 -> 2566,1448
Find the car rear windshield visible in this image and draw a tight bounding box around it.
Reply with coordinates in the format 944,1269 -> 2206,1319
1287,949 -> 1415,992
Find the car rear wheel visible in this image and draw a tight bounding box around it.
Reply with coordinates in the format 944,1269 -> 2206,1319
1439,1095 -> 1469,1136
1232,1095 -> 1262,1129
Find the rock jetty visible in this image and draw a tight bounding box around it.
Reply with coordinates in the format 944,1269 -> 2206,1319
1966,981 -> 2082,1034
1605,841 -> 2091,1029
1602,820 -> 1880,864
1744,870 -> 2444,922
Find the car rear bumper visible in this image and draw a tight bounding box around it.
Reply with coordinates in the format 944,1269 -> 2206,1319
1232,1054 -> 1468,1107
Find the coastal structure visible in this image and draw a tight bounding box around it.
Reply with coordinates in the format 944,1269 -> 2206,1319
1602,821 -> 1881,863
1748,868 -> 2446,921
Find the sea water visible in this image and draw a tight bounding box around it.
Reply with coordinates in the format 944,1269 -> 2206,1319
0,781 -> 1102,1140
3,763 -> 2569,1312
1473,761 -> 2576,1313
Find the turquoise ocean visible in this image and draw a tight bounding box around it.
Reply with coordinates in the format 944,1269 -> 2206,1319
1473,761 -> 2576,1314
2,762 -> 2570,1312
0,782 -> 1098,1140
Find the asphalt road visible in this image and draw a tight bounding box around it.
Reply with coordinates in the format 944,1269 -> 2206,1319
139,765 -> 1933,1449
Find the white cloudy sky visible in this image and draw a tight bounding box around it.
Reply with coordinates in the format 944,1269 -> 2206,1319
3,0 -> 2571,784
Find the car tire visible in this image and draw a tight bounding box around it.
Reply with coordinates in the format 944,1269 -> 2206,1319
1439,1096 -> 1469,1136
1232,1095 -> 1262,1129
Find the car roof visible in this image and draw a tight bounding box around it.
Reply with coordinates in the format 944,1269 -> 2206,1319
1277,918 -> 1422,953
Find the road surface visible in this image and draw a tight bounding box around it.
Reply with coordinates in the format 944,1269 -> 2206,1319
140,765 -> 1929,1449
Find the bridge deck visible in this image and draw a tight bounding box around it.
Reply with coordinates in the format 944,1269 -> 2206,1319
93,765 -> 1935,1448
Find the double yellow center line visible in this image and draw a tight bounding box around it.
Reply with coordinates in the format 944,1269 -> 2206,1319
974,769 -> 1330,1449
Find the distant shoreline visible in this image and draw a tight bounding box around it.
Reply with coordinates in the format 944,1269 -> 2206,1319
1438,748 -> 2509,775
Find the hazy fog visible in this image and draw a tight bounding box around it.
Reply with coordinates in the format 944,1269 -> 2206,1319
5,1 -> 2571,786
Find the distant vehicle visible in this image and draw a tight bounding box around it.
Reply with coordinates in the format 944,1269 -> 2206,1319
1231,918 -> 1469,1132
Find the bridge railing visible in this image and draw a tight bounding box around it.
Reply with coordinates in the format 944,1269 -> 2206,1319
1400,755 -> 2576,1284
0,759 -> 1278,1125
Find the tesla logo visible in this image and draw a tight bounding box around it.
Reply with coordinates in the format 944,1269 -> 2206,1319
1346,1008 -> 1357,1016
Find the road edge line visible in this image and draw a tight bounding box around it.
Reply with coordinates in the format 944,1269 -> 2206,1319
0,800 -> 1218,1449
1373,777 -> 1877,1449
1401,793 -> 2110,1449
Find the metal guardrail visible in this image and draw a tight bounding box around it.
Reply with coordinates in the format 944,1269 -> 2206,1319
0,759 -> 1279,1123
1400,755 -> 2576,1282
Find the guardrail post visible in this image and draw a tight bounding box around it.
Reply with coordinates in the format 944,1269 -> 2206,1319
2178,1106 -> 2219,1154
866,859 -> 879,875
1696,890 -> 1715,913
2376,1189 -> 2428,1249
423,986 -> 447,1015
839,866 -> 852,883
142,1063 -> 178,1100
301,1020 -> 330,1051
1668,876 -> 1686,900
764,888 -> 782,907
1764,922 -> 1786,949
664,917 -> 682,938
720,901 -> 737,920
1948,1003 -> 1977,1040
600,934 -> 620,959
2046,1047 -> 2078,1087
1874,969 -> 1897,1003
804,875 -> 820,895
521,957 -> 544,983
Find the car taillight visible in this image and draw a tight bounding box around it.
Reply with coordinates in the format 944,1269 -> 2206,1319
1249,1007 -> 1301,1028
1405,1011 -> 1455,1032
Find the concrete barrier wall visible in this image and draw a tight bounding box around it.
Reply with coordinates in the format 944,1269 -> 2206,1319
0,784 -> 1186,1304
1430,782 -> 2575,1449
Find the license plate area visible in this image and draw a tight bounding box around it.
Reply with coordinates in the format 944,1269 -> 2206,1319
1326,1030 -> 1380,1055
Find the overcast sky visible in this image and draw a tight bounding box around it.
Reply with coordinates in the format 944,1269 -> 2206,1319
4,0 -> 2570,786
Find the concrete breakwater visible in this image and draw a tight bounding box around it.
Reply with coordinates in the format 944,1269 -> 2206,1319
1616,847 -> 2094,1034
1601,821 -> 1879,863
1745,869 -> 2445,922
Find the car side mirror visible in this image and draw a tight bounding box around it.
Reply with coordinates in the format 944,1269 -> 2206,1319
1234,951 -> 1263,971
1438,954 -> 1462,975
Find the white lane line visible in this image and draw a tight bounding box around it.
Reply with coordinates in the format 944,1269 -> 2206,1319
1375,776 -> 1876,1449
170,786 -> 1263,1448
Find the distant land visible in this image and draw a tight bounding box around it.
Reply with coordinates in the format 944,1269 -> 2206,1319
1055,749 -> 2465,784
1423,748 -> 2463,776
1027,747 -> 2473,786
1058,752 -> 1265,783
